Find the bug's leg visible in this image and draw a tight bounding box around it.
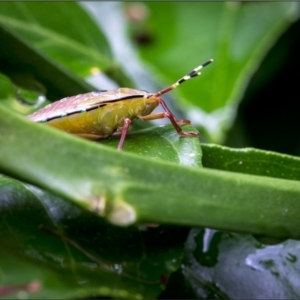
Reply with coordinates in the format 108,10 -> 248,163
112,129 -> 122,136
140,113 -> 190,125
140,112 -> 198,136
117,118 -> 131,150
159,98 -> 199,136
176,119 -> 191,125
139,112 -> 171,120
140,100 -> 199,137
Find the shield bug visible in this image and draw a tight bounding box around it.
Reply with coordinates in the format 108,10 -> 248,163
28,59 -> 213,150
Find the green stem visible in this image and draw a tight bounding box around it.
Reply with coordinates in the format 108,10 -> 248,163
0,105 -> 300,239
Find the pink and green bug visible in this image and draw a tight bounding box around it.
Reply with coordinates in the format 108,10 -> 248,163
28,59 -> 213,150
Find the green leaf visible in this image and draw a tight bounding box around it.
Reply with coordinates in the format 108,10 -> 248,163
202,143 -> 300,181
100,125 -> 203,168
0,2 -> 111,77
0,3 -> 133,101
181,229 -> 300,299
1,2 -> 300,298
0,23 -> 93,101
0,175 -> 188,299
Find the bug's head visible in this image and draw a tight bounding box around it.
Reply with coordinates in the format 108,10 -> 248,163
142,94 -> 161,114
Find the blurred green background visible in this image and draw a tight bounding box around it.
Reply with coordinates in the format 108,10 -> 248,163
1,2 -> 300,299
1,2 -> 299,153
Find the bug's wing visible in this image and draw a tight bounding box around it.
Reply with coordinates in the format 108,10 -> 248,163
28,88 -> 148,122
28,91 -> 107,121
76,88 -> 149,109
76,90 -> 121,109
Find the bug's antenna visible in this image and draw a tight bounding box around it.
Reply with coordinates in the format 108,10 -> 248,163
152,59 -> 213,98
